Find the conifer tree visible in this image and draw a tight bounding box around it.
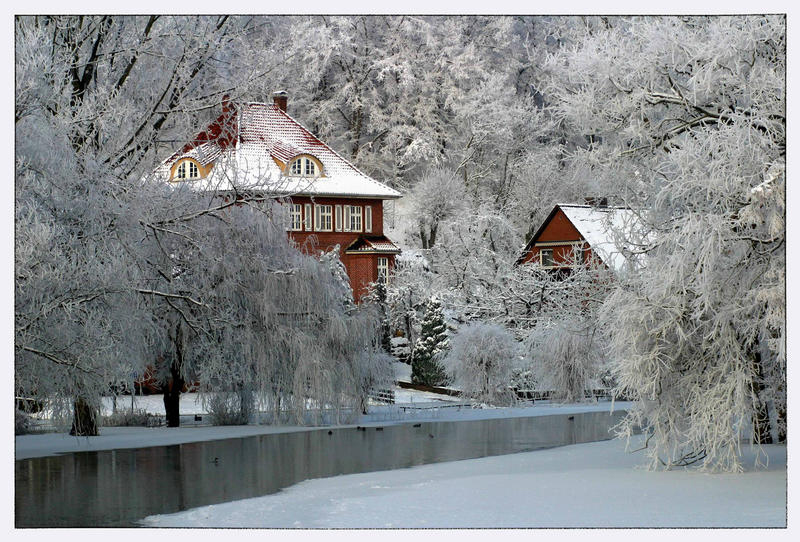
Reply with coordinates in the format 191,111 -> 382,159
411,297 -> 450,387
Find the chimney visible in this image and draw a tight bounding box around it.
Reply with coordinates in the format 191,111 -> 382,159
222,94 -> 231,114
272,90 -> 288,113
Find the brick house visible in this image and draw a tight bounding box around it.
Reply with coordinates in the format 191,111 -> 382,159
517,202 -> 645,274
156,91 -> 401,301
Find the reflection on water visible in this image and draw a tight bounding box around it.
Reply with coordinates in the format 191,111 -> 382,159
16,410 -> 626,527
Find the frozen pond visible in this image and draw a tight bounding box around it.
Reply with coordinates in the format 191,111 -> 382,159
15,410 -> 626,527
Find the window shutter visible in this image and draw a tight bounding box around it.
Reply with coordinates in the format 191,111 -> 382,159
304,203 -> 313,231
335,205 -> 342,232
343,205 -> 351,232
365,206 -> 372,233
314,204 -> 322,231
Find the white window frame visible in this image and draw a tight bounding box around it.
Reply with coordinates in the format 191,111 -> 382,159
289,203 -> 303,231
335,205 -> 343,232
314,204 -> 333,232
364,205 -> 373,233
348,205 -> 363,232
175,160 -> 200,180
540,248 -> 554,267
377,257 -> 389,285
289,157 -> 319,177
304,203 -> 313,231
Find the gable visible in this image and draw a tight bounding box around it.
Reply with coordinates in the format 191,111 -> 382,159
536,208 -> 584,243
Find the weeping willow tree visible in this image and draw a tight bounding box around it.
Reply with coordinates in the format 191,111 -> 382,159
181,205 -> 393,426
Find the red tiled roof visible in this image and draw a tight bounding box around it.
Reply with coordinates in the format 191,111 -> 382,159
157,101 -> 401,199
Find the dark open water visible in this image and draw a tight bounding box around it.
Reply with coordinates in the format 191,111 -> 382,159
15,410 -> 625,527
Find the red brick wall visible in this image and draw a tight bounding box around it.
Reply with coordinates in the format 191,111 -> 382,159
341,253 -> 396,302
282,196 -> 394,302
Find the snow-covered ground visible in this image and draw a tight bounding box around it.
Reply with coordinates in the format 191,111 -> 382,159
15,396 -> 627,460
140,434 -> 786,528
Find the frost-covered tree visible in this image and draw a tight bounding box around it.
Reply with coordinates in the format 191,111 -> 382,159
362,281 -> 393,354
406,168 -> 469,249
430,205 -> 522,322
442,322 -> 520,405
543,15 -> 786,470
15,157 -> 154,435
411,297 -> 450,387
162,207 -> 391,426
272,16 -> 540,191
524,315 -> 603,403
386,252 -> 435,348
15,15 -> 314,432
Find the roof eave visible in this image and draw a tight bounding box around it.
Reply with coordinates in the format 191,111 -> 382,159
344,248 -> 402,255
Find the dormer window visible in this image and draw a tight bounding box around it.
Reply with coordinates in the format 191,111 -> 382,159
174,159 -> 200,180
288,155 -> 322,177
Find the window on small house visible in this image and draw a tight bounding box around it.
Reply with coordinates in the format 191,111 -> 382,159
314,204 -> 333,232
540,249 -> 554,267
377,257 -> 389,285
289,204 -> 303,231
174,160 -> 200,180
289,156 -> 320,177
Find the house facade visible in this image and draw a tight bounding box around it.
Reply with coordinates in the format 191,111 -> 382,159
517,202 -> 644,273
156,91 -> 402,301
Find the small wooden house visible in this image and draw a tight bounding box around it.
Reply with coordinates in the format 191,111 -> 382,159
517,202 -> 645,273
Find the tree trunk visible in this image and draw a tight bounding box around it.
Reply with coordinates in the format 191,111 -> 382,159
163,366 -> 184,428
162,320 -> 187,428
750,349 -> 772,445
70,396 -> 99,436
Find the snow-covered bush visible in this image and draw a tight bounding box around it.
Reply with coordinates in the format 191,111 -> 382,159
15,409 -> 32,435
524,316 -> 603,403
442,322 -> 520,406
103,409 -> 158,427
206,393 -> 251,426
509,369 -> 538,394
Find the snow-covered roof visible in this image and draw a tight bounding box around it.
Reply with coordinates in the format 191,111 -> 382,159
557,204 -> 649,272
344,236 -> 401,254
156,101 -> 401,200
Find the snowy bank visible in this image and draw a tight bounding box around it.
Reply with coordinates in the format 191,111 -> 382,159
141,434 -> 786,528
